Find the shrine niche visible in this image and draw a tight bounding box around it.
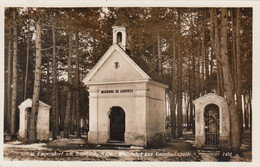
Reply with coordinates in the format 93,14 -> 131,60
83,26 -> 168,147
18,98 -> 51,141
193,93 -> 230,150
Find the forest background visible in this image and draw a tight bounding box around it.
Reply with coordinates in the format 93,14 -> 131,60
2,6 -> 252,154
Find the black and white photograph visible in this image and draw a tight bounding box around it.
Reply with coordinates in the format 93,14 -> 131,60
0,0 -> 259,166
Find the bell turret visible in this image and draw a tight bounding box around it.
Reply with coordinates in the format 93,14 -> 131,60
112,26 -> 126,50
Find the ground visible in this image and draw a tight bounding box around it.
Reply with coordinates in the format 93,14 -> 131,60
3,129 -> 252,162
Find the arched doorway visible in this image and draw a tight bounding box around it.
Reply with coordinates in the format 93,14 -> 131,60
204,104 -> 219,146
109,107 -> 125,141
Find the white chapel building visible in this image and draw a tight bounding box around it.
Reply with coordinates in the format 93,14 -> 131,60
83,25 -> 168,147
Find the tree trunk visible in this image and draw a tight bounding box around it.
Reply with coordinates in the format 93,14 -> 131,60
64,30 -> 73,138
28,12 -> 42,143
204,11 -> 209,93
187,47 -> 191,130
217,63 -> 224,96
24,33 -> 30,100
51,23 -> 58,140
177,12 -> 183,138
235,8 -> 243,138
210,8 -> 219,95
70,90 -> 75,134
75,32 -> 81,137
188,96 -> 193,131
211,8 -> 224,97
249,90 -> 252,151
157,29 -> 162,76
243,94 -> 248,130
188,27 -> 195,131
231,9 -> 237,91
55,57 -> 60,134
196,42 -> 201,98
152,33 -> 155,59
201,15 -> 206,96
46,54 -> 50,85
6,17 -> 12,134
56,47 -> 61,133
58,87 -> 64,132
10,10 -> 18,136
220,8 -> 240,154
210,47 -> 214,76
186,99 -> 189,129
205,47 -> 209,93
171,29 -> 177,139
56,85 -> 61,131
190,39 -> 195,134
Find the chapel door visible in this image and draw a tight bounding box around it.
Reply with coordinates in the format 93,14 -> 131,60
204,104 -> 220,146
109,107 -> 125,141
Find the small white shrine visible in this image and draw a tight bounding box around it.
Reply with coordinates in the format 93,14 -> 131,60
83,26 -> 168,147
18,98 -> 51,141
193,93 -> 230,149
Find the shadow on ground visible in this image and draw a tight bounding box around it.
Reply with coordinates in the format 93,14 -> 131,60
4,130 -> 251,161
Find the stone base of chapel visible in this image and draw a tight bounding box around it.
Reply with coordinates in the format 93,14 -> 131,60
88,131 -> 166,148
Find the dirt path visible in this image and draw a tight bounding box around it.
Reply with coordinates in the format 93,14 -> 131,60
3,130 -> 251,161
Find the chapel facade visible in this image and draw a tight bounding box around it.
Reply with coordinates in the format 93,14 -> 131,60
193,93 -> 230,150
83,26 -> 168,147
18,98 -> 51,141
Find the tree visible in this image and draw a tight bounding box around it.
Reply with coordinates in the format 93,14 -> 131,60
231,9 -> 237,91
75,32 -> 81,137
171,28 -> 177,139
28,9 -> 42,143
187,43 -> 191,131
157,29 -> 162,76
235,8 -> 243,136
24,32 -> 30,100
210,8 -> 224,96
196,40 -> 201,97
220,8 -> 240,154
177,10 -> 183,138
64,30 -> 73,138
6,11 -> 12,133
200,10 -> 206,96
10,9 -> 18,136
190,23 -> 196,133
51,15 -> 59,140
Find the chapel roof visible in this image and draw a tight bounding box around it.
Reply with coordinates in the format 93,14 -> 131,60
18,98 -> 51,109
192,93 -> 226,104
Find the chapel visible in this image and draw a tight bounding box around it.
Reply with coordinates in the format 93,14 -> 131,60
193,93 -> 230,150
18,98 -> 51,141
83,25 -> 168,147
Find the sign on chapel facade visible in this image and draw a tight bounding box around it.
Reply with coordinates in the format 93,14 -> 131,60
83,26 -> 168,147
